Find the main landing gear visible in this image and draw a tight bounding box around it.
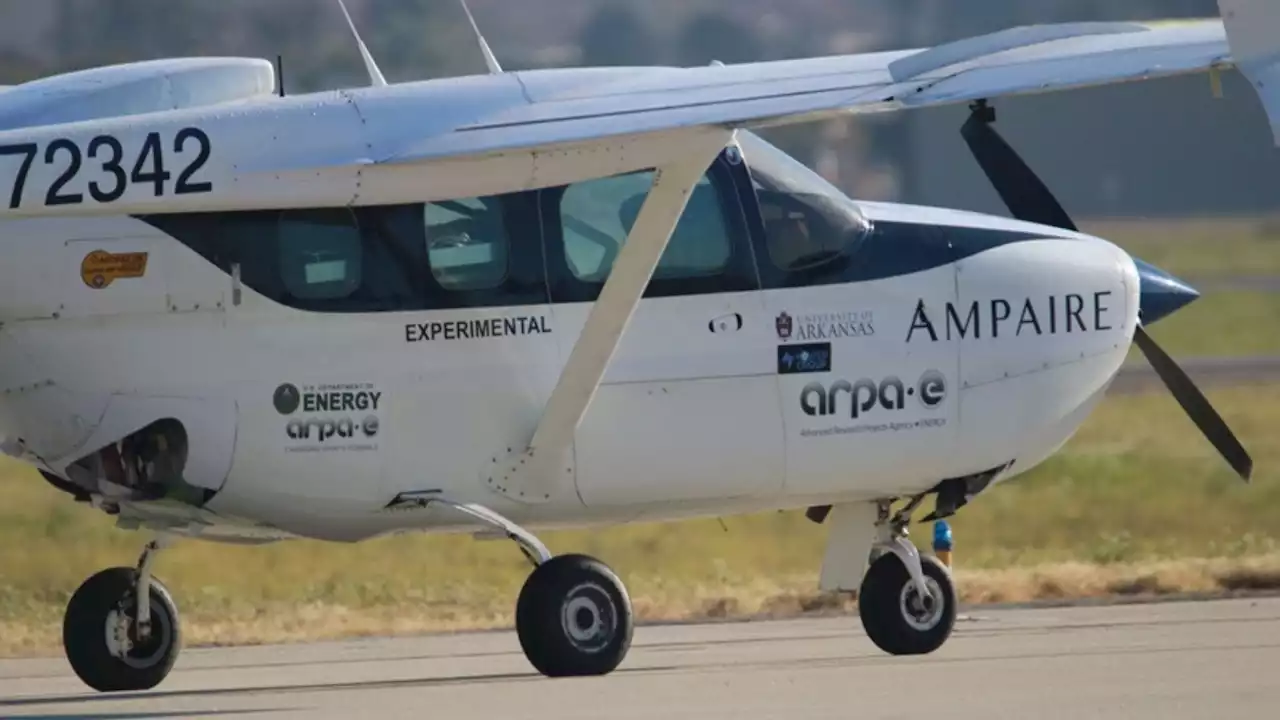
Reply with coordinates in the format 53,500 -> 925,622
858,497 -> 957,655
62,502 -> 635,694
60,502 -> 635,694
387,496 -> 635,678
63,536 -> 182,692
516,553 -> 633,676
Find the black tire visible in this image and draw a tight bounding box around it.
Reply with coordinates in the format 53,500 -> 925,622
63,567 -> 181,692
858,552 -> 956,655
515,554 -> 633,677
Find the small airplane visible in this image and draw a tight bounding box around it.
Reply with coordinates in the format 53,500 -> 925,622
0,0 -> 1273,693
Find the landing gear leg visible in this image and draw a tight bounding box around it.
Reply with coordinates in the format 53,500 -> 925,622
390,495 -> 634,677
858,498 -> 956,655
63,535 -> 181,692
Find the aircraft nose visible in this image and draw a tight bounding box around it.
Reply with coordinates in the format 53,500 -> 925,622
1133,257 -> 1199,326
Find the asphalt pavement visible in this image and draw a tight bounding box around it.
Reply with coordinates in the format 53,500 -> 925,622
1,597 -> 1276,719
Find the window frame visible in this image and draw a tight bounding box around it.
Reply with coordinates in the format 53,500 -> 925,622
538,153 -> 761,303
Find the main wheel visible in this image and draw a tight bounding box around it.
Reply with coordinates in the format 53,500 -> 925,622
515,554 -> 633,677
858,551 -> 956,655
63,567 -> 181,692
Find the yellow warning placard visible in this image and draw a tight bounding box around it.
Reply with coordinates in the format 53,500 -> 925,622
81,250 -> 148,289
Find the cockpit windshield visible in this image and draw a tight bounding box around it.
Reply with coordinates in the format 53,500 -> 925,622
736,131 -> 871,273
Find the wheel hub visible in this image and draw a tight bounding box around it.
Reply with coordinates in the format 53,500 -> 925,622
105,609 -> 134,658
560,582 -> 616,653
104,598 -> 170,669
899,577 -> 945,631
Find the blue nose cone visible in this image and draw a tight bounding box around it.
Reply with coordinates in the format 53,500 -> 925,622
1134,257 -> 1199,326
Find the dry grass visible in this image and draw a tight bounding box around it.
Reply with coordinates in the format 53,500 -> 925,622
954,554 -> 1280,604
4,555 -> 1277,657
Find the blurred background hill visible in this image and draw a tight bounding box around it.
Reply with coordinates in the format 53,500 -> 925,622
0,0 -> 1274,219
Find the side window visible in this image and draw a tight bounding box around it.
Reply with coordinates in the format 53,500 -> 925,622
138,191 -> 549,313
558,170 -> 732,283
277,208 -> 363,300
424,197 -> 509,291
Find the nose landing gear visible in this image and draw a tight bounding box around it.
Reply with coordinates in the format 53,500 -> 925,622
857,498 -> 957,655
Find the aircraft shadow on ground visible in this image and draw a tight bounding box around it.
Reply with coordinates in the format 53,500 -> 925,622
0,665 -> 679,709
3,711 -> 279,719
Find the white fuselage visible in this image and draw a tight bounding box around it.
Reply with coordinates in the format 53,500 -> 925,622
0,166 -> 1139,542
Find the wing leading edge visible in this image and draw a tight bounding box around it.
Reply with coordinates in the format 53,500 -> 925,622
388,3 -> 1280,165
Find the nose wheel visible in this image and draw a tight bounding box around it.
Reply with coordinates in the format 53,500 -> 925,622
858,551 -> 955,654
857,498 -> 957,655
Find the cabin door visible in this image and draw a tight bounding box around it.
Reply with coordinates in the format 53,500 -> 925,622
541,151 -> 786,510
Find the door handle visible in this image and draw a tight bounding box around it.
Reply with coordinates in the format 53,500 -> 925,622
709,312 -> 744,333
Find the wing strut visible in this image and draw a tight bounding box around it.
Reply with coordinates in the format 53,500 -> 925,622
336,0 -> 387,87
458,0 -> 503,74
486,129 -> 736,503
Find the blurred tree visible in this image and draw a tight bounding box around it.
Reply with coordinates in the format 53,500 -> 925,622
578,3 -> 659,66
229,0 -> 349,93
0,50 -> 48,85
675,11 -> 762,67
364,0 -> 450,80
52,0 -> 217,69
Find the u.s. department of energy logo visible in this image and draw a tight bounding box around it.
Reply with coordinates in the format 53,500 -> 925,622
273,383 -> 301,415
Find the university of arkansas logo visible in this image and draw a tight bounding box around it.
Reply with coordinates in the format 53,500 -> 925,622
776,312 -> 793,340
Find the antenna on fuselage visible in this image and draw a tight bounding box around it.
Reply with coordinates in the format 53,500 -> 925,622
458,0 -> 503,74
336,0 -> 388,87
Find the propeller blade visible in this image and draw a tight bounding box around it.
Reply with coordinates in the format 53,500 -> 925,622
960,102 -> 1077,232
959,101 -> 1253,483
1132,326 -> 1253,482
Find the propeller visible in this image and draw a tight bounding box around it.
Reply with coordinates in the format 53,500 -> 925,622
959,100 -> 1252,482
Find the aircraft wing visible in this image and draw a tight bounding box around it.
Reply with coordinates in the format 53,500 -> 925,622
389,2 -> 1280,165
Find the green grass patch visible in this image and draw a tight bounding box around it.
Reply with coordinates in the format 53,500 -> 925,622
1081,216 -> 1280,279
1133,290 -> 1280,357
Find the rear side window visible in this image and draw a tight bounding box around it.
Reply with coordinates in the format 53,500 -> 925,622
277,208 -> 363,300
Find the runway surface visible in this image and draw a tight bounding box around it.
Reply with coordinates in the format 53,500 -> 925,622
1,597 -> 1277,719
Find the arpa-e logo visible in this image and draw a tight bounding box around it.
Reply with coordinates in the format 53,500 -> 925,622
287,416 -> 380,442
916,369 -> 947,409
801,370 -> 946,417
